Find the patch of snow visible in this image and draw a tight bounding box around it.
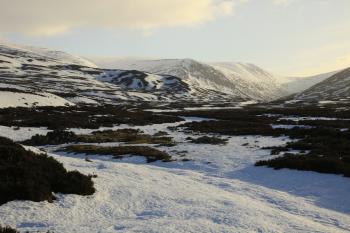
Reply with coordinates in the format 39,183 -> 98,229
279,116 -> 341,121
0,126 -> 50,141
145,109 -> 181,113
68,96 -> 99,105
238,100 -> 258,106
0,91 -> 74,108
319,100 -> 336,104
271,124 -> 312,129
127,92 -> 158,100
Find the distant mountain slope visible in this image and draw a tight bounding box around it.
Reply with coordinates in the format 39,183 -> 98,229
293,67 -> 350,102
0,42 -> 97,68
281,71 -> 339,94
93,58 -> 288,101
0,44 -> 196,105
212,62 -> 286,100
97,69 -> 190,92
0,42 -> 254,106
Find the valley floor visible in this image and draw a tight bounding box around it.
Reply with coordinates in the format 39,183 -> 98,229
0,118 -> 350,232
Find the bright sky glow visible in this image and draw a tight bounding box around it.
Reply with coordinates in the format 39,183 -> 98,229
1,0 -> 350,76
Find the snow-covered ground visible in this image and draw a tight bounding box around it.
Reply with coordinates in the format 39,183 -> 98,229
0,91 -> 74,108
0,118 -> 350,232
0,125 -> 50,141
278,116 -> 347,121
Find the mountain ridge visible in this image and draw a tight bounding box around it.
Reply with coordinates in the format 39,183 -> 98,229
0,42 -> 256,106
92,57 -> 288,101
2,41 -> 346,107
293,67 -> 350,103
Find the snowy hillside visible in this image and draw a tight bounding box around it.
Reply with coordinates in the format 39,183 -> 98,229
293,67 -> 350,102
0,90 -> 73,108
213,62 -> 286,100
1,42 -> 97,68
92,58 -> 288,101
3,41 -> 344,106
96,69 -> 190,92
281,71 -> 339,94
0,43 -> 220,105
0,42 -> 284,105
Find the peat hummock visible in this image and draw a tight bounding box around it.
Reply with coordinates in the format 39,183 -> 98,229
0,137 -> 95,205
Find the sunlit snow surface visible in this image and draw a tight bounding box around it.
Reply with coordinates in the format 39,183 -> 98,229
0,91 -> 74,108
0,118 -> 350,233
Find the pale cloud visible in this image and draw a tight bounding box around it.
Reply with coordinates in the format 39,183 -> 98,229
290,40 -> 350,76
296,53 -> 350,77
334,54 -> 350,69
216,1 -> 236,15
271,0 -> 298,6
0,0 -> 237,36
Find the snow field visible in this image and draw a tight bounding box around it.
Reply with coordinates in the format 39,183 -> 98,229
0,118 -> 349,232
0,91 -> 74,108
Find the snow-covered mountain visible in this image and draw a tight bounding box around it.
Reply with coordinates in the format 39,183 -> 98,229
293,67 -> 350,102
0,43 -> 210,106
0,42 -> 292,106
97,69 -> 190,92
281,71 -> 339,94
0,42 -> 97,68
4,41 -> 350,108
212,62 -> 286,100
92,58 -> 288,101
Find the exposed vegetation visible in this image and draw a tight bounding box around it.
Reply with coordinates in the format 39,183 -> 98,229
186,136 -> 228,145
153,131 -> 169,137
256,127 -> 350,176
0,225 -> 53,233
79,129 -> 175,146
168,106 -> 350,177
23,129 -> 175,146
23,130 -> 77,146
0,105 -> 182,130
256,154 -> 350,177
178,120 -> 285,136
62,145 -> 173,163
278,119 -> 350,129
6,103 -> 350,179
0,225 -> 18,233
0,137 -> 95,205
168,106 -> 350,120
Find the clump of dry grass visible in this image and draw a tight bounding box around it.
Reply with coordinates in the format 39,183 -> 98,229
186,136 -> 228,145
0,137 -> 95,206
62,145 -> 174,163
0,225 -> 19,233
24,129 -> 176,146
79,129 -> 175,146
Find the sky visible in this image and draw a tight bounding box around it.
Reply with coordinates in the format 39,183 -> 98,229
1,0 -> 350,76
